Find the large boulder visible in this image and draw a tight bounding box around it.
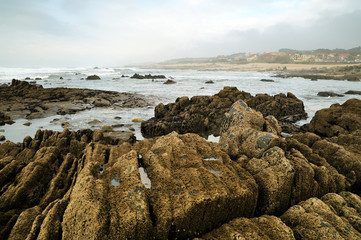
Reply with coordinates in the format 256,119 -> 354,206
308,98 -> 361,137
141,87 -> 307,138
136,132 -> 258,239
219,99 -> 284,159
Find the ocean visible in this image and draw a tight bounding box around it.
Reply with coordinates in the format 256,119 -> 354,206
0,67 -> 360,143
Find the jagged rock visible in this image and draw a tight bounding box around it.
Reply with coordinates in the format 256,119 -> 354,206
311,139 -> 361,190
242,147 -> 295,215
136,132 -> 258,239
281,192 -> 361,239
308,98 -> 361,137
198,215 -> 295,240
141,87 -> 306,138
246,92 -> 307,123
0,111 -> 13,126
219,99 -> 284,159
86,75 -> 101,80
317,91 -> 344,97
62,144 -> 153,239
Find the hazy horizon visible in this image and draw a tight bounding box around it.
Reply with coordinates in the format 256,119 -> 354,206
1,0 -> 361,68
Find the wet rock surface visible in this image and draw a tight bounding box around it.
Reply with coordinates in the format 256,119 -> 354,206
141,86 -> 307,138
0,79 -> 153,123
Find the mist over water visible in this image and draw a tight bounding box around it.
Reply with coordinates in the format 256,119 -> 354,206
1,67 -> 360,142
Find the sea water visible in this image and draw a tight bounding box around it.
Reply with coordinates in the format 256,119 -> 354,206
0,67 -> 360,142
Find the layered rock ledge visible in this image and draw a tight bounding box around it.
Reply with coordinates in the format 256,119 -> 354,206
141,86 -> 307,138
0,79 -> 153,122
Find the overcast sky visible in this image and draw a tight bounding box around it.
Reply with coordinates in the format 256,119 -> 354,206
1,0 -> 360,67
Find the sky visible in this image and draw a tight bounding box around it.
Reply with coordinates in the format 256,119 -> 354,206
0,0 -> 360,67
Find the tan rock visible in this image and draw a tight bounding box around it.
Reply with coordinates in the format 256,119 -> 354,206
198,215 -> 295,240
142,132 -> 258,239
219,99 -> 284,159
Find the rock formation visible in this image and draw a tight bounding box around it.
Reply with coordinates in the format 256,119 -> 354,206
141,87 -> 307,138
1,88 -> 361,239
308,98 -> 361,137
0,79 -> 152,122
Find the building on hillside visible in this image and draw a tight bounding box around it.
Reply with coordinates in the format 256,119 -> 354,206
246,54 -> 258,62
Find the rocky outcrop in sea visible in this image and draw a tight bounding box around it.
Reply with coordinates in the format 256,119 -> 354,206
141,86 -> 307,138
0,79 -> 152,122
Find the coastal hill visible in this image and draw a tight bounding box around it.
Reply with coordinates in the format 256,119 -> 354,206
159,46 -> 361,65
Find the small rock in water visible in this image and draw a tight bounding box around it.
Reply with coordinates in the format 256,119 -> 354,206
114,116 -> 122,120
345,90 -> 361,95
35,77 -> 42,80
101,125 -> 113,132
0,135 -> 5,141
23,122 -> 32,126
205,80 -> 214,84
260,79 -> 275,82
129,127 -> 135,131
112,124 -> 124,128
86,75 -> 101,80
88,119 -> 101,124
317,91 -> 344,97
61,122 -> 72,128
164,79 -> 176,84
0,129 -> 4,132
132,118 -> 143,123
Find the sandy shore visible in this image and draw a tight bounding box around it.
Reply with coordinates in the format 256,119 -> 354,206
141,62 -> 359,72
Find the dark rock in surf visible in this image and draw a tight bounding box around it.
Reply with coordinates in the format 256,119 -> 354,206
163,79 -> 176,84
317,91 -> 344,97
141,87 -> 307,138
345,90 -> 361,95
86,75 -> 101,80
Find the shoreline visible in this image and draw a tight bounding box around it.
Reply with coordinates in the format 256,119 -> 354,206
139,62 -> 361,72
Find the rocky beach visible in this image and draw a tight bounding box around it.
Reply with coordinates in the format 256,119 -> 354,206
0,66 -> 361,239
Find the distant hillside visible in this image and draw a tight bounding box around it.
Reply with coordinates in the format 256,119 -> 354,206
279,47 -> 361,56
